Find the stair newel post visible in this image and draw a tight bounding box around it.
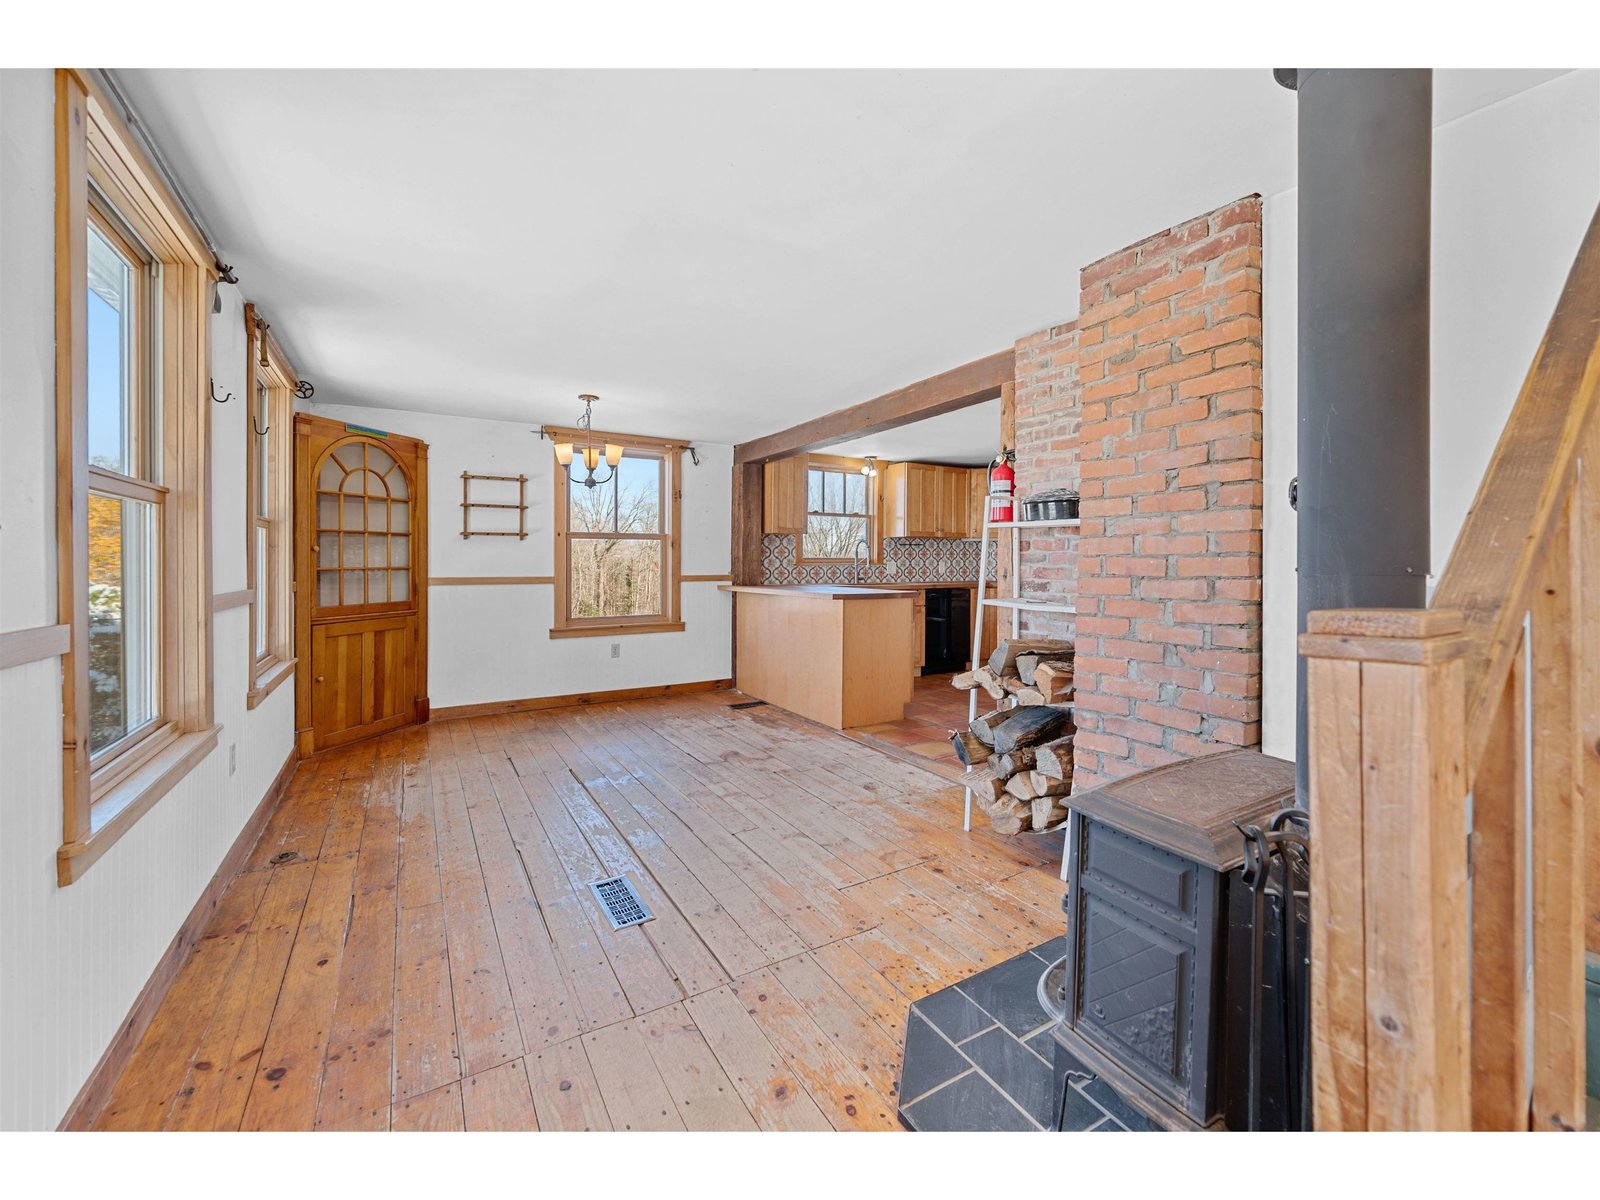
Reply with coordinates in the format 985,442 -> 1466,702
1300,608 -> 1471,1130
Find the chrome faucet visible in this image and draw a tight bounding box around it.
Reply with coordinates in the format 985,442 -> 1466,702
852,538 -> 870,583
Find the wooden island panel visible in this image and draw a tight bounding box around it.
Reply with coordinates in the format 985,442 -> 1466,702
722,585 -> 916,729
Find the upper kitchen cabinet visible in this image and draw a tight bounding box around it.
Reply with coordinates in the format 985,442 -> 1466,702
968,466 -> 989,533
883,462 -> 981,539
762,455 -> 806,534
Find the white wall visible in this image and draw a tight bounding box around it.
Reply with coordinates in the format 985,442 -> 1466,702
307,401 -> 733,710
1260,69 -> 1600,758
0,69 -> 294,1130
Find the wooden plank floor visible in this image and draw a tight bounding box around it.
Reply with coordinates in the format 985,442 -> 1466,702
91,691 -> 1065,1131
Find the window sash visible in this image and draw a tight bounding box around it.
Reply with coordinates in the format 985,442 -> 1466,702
565,532 -> 669,624
85,487 -> 163,764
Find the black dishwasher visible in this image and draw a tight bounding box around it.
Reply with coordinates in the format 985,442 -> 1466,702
922,588 -> 972,675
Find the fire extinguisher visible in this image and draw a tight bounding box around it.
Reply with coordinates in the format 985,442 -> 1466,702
988,452 -> 1015,524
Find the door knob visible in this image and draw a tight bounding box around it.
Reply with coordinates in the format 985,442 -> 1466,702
315,675 -> 325,683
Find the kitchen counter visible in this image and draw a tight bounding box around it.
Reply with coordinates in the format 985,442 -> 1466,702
719,584 -> 916,729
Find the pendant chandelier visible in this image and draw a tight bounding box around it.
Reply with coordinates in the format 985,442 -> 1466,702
553,393 -> 623,488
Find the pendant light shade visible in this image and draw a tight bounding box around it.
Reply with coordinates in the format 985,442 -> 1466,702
550,395 -> 621,488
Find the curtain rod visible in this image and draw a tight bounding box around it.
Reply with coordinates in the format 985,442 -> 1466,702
92,69 -> 235,282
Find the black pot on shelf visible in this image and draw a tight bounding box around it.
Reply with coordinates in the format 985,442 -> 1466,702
1020,489 -> 1080,522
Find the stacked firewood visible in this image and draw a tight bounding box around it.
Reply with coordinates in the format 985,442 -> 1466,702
949,639 -> 1075,836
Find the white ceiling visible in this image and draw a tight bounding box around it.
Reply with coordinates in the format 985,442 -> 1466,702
115,68 -> 1571,447
829,400 -> 1001,466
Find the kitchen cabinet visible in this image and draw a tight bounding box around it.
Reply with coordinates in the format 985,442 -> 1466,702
939,468 -> 969,538
883,462 -> 979,539
969,467 -> 989,533
763,455 -> 806,534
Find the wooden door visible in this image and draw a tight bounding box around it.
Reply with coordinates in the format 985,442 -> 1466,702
294,414 -> 429,755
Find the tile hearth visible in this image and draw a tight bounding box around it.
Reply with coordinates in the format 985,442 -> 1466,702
897,939 -> 1154,1133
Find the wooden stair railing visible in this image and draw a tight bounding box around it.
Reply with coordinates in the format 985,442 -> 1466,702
1302,203 -> 1600,1132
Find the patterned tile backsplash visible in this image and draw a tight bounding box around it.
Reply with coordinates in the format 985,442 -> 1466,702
760,534 -> 994,585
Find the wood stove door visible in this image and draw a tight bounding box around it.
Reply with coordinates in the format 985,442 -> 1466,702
1065,816 -> 1223,1122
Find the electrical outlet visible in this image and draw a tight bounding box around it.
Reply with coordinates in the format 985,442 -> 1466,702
228,743 -> 237,776
884,560 -> 899,577
610,642 -> 621,659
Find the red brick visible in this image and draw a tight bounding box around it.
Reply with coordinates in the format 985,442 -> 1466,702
1214,578 -> 1263,602
1215,292 -> 1262,320
1143,397 -> 1211,431
1082,374 -> 1141,405
1136,491 -> 1208,514
1104,719 -> 1169,748
1176,555 -> 1260,578
1075,731 -> 1130,758
1077,292 -> 1139,328
1102,638 -> 1165,663
1143,355 -> 1214,389
1109,260 -> 1177,297
1103,676 -> 1162,702
1177,223 -> 1261,269
1134,311 -> 1208,346
1141,664 -> 1204,689
1102,597 -> 1165,619
1139,622 -> 1204,646
1178,648 -> 1262,673
1207,435 -> 1260,463
1172,601 -> 1253,625
1076,616 -> 1130,638
1102,555 -> 1170,576
1133,744 -> 1186,768
1211,197 -> 1262,231
1108,302 -> 1176,340
1211,531 -> 1263,554
1078,332 -> 1136,366
1140,578 -> 1209,601
1176,363 -> 1262,401
1138,446 -> 1209,472
1176,317 -> 1261,356
1176,460 -> 1262,487
1079,456 -> 1136,480
1175,509 -> 1261,533
1216,482 -> 1264,508
1139,533 -> 1208,556
1211,672 -> 1262,698
1081,247 -> 1138,287
1175,410 -> 1261,445
1137,702 -> 1205,732
1137,266 -> 1208,306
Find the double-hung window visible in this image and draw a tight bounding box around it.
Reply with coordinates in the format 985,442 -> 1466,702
801,462 -> 871,561
246,306 -> 296,706
56,70 -> 217,884
550,432 -> 684,637
84,206 -> 161,763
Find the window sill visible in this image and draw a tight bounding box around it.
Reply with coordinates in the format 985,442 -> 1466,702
248,656 -> 297,710
548,621 -> 686,639
57,725 -> 220,886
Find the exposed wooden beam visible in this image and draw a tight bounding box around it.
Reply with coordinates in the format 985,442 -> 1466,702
733,349 -> 1014,466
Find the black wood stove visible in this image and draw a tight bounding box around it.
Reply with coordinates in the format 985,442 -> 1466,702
1050,749 -> 1300,1131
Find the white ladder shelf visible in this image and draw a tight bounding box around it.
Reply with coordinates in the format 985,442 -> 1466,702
963,496 -> 1079,861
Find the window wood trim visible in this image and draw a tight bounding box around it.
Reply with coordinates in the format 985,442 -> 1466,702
796,453 -> 880,565
551,440 -> 684,636
245,303 -> 296,706
55,68 -> 216,886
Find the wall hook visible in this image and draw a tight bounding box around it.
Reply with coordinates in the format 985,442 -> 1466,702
210,380 -> 233,404
687,446 -> 702,466
252,415 -> 270,436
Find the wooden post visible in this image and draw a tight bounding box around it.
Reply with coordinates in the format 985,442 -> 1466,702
1300,608 -> 1471,1130
1468,640 -> 1530,1129
1528,506 -> 1587,1132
